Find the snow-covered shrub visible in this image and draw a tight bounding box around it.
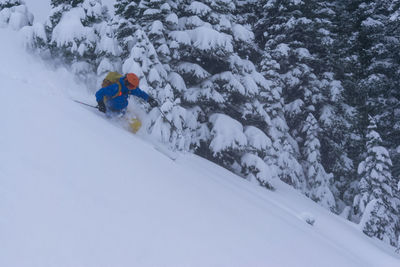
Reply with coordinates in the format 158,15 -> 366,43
299,212 -> 316,226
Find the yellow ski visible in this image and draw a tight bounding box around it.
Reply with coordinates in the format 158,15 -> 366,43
129,118 -> 142,133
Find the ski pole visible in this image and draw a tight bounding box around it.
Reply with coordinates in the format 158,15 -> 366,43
156,106 -> 183,138
140,98 -> 183,137
157,106 -> 174,127
73,99 -> 98,109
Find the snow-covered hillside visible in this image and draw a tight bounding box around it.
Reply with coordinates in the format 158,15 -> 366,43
0,26 -> 399,267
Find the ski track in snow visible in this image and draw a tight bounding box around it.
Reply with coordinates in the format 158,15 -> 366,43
0,27 -> 399,267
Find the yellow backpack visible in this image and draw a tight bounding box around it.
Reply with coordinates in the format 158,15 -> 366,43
102,72 -> 124,99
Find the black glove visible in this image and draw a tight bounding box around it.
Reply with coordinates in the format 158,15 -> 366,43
148,96 -> 159,108
97,100 -> 106,113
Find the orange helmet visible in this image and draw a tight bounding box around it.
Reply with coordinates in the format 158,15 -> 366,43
125,73 -> 139,89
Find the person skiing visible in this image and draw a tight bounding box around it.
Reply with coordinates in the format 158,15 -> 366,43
95,72 -> 159,114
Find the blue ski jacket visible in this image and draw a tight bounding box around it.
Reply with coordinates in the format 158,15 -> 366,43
95,77 -> 149,112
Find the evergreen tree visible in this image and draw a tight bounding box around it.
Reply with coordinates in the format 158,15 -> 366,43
162,0 -> 290,188
260,48 -> 306,190
94,18 -> 122,85
134,0 -> 176,64
302,113 -> 336,210
114,0 -> 141,58
334,0 -> 400,216
111,0 -> 282,186
41,0 -> 110,86
355,0 -> 400,180
379,0 -> 400,181
255,0 -> 323,130
353,116 -> 399,246
328,0 -> 370,212
254,0 -> 355,207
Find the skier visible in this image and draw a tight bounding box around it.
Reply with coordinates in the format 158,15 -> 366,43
95,72 -> 159,114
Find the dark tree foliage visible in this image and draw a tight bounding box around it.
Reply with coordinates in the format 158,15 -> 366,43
0,0 -> 23,9
50,0 -> 84,8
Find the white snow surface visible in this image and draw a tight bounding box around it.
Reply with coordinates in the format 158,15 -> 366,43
0,27 -> 399,267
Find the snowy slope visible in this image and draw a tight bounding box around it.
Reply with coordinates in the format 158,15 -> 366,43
0,27 -> 399,267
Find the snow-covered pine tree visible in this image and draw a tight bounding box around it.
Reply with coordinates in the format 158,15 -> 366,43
353,116 -> 399,246
153,0 -> 285,188
388,0 -> 400,196
230,0 -> 259,62
18,5 -> 47,58
332,0 -> 400,221
0,0 -> 33,30
114,0 -> 141,58
133,0 -> 177,64
254,0 -> 318,132
318,71 -> 356,210
325,0 -> 372,214
254,0 -> 355,206
258,37 -> 306,191
365,0 -> 400,186
95,19 -> 121,85
40,0 -> 110,86
302,113 -> 336,210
